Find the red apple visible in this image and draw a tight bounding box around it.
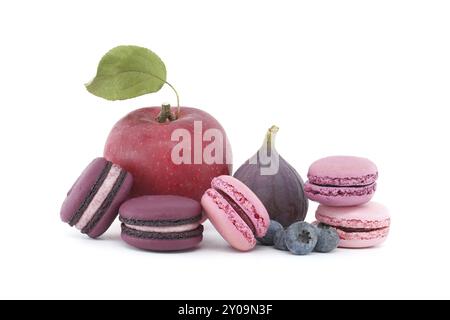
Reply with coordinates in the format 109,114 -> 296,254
104,105 -> 232,201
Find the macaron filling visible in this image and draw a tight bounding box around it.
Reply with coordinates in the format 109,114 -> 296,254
205,188 -> 256,245
68,162 -> 112,226
215,189 -> 256,235
316,212 -> 390,230
123,222 -> 200,233
119,214 -> 203,239
211,177 -> 267,237
69,163 -> 127,234
121,224 -> 203,240
305,182 -> 377,197
308,173 -> 378,187
119,214 -> 202,226
319,223 -> 389,240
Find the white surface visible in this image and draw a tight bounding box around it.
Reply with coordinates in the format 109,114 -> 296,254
1,0 -> 449,299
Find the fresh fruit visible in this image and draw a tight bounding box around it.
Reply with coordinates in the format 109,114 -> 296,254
273,229 -> 288,251
285,222 -> 318,255
257,220 -> 283,245
314,227 -> 339,253
85,45 -> 232,202
104,106 -> 232,201
233,126 -> 308,227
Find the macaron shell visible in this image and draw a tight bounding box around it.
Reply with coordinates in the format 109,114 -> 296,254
125,222 -> 200,233
338,235 -> 388,248
201,189 -> 256,251
313,221 -> 389,248
307,156 -> 378,185
305,182 -> 376,206
60,158 -> 108,223
86,172 -> 133,238
212,175 -> 270,238
121,232 -> 203,251
315,202 -> 390,228
119,195 -> 202,221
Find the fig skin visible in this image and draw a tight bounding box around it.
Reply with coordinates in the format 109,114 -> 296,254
233,126 -> 308,227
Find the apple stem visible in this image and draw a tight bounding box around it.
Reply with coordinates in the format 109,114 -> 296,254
264,125 -> 279,156
164,81 -> 180,119
157,103 -> 176,123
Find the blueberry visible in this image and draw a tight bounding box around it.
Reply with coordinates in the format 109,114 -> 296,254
314,227 -> 339,253
273,229 -> 288,251
257,220 -> 283,245
285,222 -> 318,255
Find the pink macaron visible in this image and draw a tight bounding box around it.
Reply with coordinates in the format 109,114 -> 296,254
305,156 -> 378,206
315,202 -> 391,248
201,175 -> 270,251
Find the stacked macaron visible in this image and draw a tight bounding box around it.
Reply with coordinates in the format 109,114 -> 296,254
304,156 -> 390,248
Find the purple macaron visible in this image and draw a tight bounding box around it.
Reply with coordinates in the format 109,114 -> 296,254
304,156 -> 377,206
119,195 -> 203,251
60,157 -> 133,238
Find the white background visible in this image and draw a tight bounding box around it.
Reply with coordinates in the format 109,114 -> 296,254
0,0 -> 449,299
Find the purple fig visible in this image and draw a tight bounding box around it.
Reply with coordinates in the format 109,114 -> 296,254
233,126 -> 308,227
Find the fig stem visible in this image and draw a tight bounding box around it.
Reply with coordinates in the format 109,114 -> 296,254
157,103 -> 176,123
266,125 -> 279,155
163,81 -> 180,118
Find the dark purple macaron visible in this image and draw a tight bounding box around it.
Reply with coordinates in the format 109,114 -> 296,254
119,195 -> 203,251
60,157 -> 133,238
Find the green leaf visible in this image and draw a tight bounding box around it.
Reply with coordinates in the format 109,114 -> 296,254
85,45 -> 167,100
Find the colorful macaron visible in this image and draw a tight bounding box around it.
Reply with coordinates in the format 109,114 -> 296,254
305,156 -> 378,206
201,175 -> 270,251
60,157 -> 133,238
119,195 -> 203,251
315,202 -> 390,248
